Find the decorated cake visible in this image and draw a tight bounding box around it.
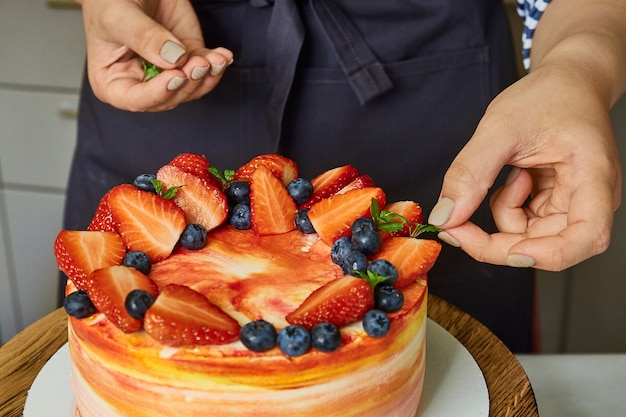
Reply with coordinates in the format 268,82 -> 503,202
54,153 -> 441,417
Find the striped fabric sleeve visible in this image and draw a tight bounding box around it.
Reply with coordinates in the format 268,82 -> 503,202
516,0 -> 552,71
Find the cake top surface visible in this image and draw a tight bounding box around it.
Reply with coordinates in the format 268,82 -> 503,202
56,153 -> 441,357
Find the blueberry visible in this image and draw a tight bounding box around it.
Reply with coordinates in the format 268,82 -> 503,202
125,289 -> 155,320
64,290 -> 97,319
180,223 -> 208,250
362,309 -> 391,338
295,208 -> 315,234
330,236 -> 354,265
351,229 -> 382,255
367,259 -> 398,285
374,286 -> 404,313
351,217 -> 375,235
240,320 -> 278,352
277,325 -> 311,357
229,203 -> 251,230
287,178 -> 313,205
310,322 -> 341,353
225,180 -> 250,206
133,173 -> 157,193
123,251 -> 152,275
341,251 -> 368,276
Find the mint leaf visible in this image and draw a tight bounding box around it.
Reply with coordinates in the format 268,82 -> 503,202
208,167 -> 236,185
142,61 -> 162,81
410,223 -> 443,238
354,270 -> 392,291
151,179 -> 181,200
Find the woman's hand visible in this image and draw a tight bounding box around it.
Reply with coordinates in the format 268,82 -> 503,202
428,0 -> 626,271
80,0 -> 233,111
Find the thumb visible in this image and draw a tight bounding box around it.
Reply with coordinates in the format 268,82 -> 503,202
427,131 -> 512,228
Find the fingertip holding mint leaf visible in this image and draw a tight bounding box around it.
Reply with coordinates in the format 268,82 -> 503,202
142,61 -> 163,81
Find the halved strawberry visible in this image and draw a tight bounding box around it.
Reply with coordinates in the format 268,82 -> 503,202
379,201 -> 423,238
168,153 -> 223,190
300,165 -> 360,208
107,184 -> 186,262
87,265 -> 159,333
370,237 -> 441,288
156,165 -> 228,233
234,154 -> 299,186
54,230 -> 126,291
87,190 -> 118,232
144,284 -> 241,346
307,187 -> 386,245
336,174 -> 375,195
285,276 -> 374,329
249,165 -> 297,235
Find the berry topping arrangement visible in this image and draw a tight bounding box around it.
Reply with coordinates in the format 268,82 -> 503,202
55,153 -> 441,357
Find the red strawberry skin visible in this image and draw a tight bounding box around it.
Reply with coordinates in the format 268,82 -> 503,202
234,154 -> 299,186
168,153 -> 223,190
286,276 -> 374,329
300,164 -> 360,208
307,187 -> 386,245
144,284 -> 241,347
87,190 -> 119,232
249,165 -> 297,235
336,174 -> 375,195
156,164 -> 228,232
371,237 -> 441,288
107,184 -> 187,262
54,230 -> 126,291
87,265 -> 159,333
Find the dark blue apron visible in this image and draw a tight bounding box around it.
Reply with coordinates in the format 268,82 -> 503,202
64,0 -> 536,352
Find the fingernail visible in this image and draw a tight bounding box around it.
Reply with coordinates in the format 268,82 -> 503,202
428,197 -> 455,227
438,231 -> 461,248
167,76 -> 186,91
505,167 -> 522,186
191,66 -> 210,80
507,254 -> 536,268
209,63 -> 226,76
160,41 -> 185,64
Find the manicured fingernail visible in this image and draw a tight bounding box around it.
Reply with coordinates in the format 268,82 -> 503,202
209,63 -> 226,76
438,231 -> 460,248
167,76 -> 186,91
505,167 -> 522,185
428,197 -> 455,227
191,66 -> 210,80
507,254 -> 536,268
160,41 -> 185,64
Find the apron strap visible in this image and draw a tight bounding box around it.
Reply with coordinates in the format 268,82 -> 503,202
253,0 -> 394,143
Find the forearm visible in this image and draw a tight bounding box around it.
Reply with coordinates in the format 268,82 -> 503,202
531,0 -> 626,107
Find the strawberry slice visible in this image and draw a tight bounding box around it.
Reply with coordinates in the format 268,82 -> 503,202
54,230 -> 126,291
249,165 -> 297,235
107,184 -> 186,262
144,284 -> 241,346
156,165 -> 228,233
370,237 -> 441,288
234,154 -> 299,186
336,174 -> 375,195
168,153 -> 223,190
87,190 -> 118,232
285,276 -> 374,329
379,200 -> 423,238
87,265 -> 159,333
300,165 -> 360,208
307,187 -> 386,245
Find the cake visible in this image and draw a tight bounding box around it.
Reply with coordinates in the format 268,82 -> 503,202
54,153 -> 441,417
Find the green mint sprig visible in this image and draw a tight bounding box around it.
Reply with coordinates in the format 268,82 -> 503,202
369,198 -> 442,238
151,179 -> 181,200
353,270 -> 392,291
208,167 -> 235,185
142,61 -> 163,82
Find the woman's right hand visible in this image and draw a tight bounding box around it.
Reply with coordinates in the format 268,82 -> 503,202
79,0 -> 233,111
